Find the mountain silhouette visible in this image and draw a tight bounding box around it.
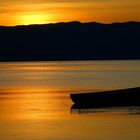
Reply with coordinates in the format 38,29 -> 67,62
0,21 -> 140,61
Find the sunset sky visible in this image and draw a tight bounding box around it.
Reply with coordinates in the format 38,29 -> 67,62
0,0 -> 140,26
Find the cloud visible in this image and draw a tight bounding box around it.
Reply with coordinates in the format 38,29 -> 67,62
0,0 -> 122,5
0,0 -> 139,18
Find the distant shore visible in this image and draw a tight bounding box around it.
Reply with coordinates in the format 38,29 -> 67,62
0,21 -> 140,61
0,59 -> 140,63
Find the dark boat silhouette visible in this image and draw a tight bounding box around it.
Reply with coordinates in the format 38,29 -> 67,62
70,87 -> 140,107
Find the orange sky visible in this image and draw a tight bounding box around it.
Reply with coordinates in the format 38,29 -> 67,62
0,0 -> 140,26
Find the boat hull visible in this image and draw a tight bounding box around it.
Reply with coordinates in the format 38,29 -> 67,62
70,87 -> 140,107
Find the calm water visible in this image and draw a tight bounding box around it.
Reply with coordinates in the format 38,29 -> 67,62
0,60 -> 140,140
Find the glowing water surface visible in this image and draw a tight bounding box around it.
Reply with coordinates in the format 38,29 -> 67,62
0,60 -> 140,140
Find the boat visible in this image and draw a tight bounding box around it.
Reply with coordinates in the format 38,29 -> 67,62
70,87 -> 140,107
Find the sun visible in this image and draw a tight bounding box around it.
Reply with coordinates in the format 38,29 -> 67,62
19,14 -> 50,25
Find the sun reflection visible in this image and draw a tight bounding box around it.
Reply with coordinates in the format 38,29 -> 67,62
19,14 -> 50,25
0,87 -> 71,121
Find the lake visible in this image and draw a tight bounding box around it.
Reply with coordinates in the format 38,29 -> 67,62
0,60 -> 140,140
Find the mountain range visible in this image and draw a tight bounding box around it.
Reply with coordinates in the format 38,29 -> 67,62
0,21 -> 140,61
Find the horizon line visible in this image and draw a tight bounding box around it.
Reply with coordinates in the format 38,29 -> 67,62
0,20 -> 140,28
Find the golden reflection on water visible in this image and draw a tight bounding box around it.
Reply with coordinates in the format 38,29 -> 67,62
0,61 -> 140,140
0,61 -> 140,91
0,88 -> 71,121
0,61 -> 140,71
0,88 -> 140,140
